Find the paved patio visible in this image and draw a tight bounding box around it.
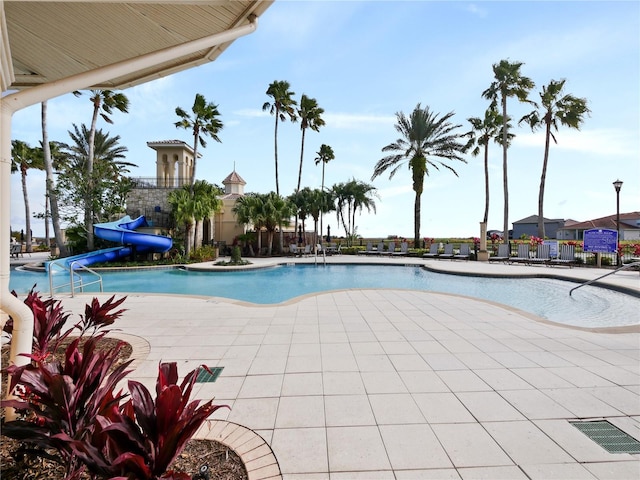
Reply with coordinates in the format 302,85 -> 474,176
14,253 -> 640,479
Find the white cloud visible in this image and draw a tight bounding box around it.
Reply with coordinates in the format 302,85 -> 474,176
466,3 -> 488,18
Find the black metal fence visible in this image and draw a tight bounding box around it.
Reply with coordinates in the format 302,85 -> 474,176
130,177 -> 190,189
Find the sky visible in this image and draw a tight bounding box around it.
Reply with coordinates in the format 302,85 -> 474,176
9,0 -> 640,240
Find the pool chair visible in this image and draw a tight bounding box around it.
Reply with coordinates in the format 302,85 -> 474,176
392,242 -> 409,256
488,243 -> 510,262
549,244 -> 577,268
423,243 -> 439,258
386,241 -> 396,255
301,244 -> 312,256
510,244 -> 531,264
529,243 -> 551,265
453,243 -> 470,260
439,243 -> 455,260
370,241 -> 385,255
358,242 -> 373,255
289,244 -> 299,256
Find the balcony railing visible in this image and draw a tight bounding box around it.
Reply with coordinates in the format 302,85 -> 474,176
130,177 -> 190,189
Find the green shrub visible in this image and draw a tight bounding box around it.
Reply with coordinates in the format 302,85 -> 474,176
231,245 -> 242,263
189,244 -> 218,262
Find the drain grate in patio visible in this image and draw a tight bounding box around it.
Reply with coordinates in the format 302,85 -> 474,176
570,420 -> 640,454
195,366 -> 224,383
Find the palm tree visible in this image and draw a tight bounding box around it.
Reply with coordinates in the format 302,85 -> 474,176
232,193 -> 261,255
41,101 -> 68,256
296,95 -> 325,193
307,188 -> 334,246
74,89 -> 129,250
167,188 -> 195,255
11,140 -> 43,253
262,192 -> 295,256
288,188 -> 312,243
372,104 -> 468,245
332,179 -> 378,245
466,108 -> 511,224
191,180 -> 223,252
175,93 -> 223,196
482,60 -> 535,243
262,80 -> 297,195
519,79 -> 590,238
59,125 -> 134,245
314,144 -> 335,237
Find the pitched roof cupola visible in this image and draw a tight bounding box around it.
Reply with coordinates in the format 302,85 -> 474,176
221,170 -> 246,198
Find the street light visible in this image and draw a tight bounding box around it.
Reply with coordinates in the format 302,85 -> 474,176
613,179 -> 623,267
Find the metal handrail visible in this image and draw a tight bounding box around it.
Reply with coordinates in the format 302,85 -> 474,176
48,259 -> 103,297
315,244 -> 326,265
569,261 -> 640,296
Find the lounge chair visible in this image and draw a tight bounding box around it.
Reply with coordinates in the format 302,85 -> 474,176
386,241 -> 396,255
358,242 -> 373,255
423,243 -> 439,259
301,244 -> 312,256
529,243 -> 551,265
510,244 -> 530,264
369,241 -> 385,255
10,243 -> 23,258
439,243 -> 455,260
488,243 -> 510,262
289,244 -> 299,256
391,242 -> 409,256
453,243 -> 470,261
549,244 -> 576,268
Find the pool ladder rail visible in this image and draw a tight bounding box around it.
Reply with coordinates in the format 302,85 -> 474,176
48,258 -> 104,297
569,261 -> 640,296
315,244 -> 326,265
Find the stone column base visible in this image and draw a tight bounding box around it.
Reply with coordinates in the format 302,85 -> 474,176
477,250 -> 490,262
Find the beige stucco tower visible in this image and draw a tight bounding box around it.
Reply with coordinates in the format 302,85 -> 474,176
147,140 -> 195,187
216,169 -> 247,247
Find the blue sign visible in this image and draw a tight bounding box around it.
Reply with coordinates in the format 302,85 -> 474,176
543,240 -> 558,258
583,229 -> 618,253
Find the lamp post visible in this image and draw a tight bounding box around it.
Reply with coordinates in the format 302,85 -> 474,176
613,179 -> 623,267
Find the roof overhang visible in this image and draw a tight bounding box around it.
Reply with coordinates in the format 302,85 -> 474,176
2,0 -> 274,93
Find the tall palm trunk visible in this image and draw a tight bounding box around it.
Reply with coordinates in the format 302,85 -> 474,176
20,166 -> 32,252
483,142 -> 490,224
42,102 -> 68,257
274,114 -> 280,195
413,191 -> 421,247
537,120 -> 552,238
501,95 -> 509,244
297,128 -> 306,193
86,100 -> 101,251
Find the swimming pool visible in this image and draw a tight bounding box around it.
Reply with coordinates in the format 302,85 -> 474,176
10,264 -> 639,328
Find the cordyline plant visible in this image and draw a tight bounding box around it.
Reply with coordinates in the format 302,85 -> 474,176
4,288 -> 127,362
2,334 -> 133,479
2,343 -> 228,479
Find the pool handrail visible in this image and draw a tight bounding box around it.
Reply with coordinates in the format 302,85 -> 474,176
569,261 -> 640,296
48,258 -> 103,297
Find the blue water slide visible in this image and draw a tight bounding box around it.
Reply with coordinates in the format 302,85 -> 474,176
48,216 -> 172,270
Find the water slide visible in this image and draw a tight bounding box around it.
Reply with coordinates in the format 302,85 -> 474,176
52,215 -> 172,270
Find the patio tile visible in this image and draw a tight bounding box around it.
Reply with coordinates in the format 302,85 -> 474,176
431,423 -> 513,468
483,420 -> 574,464
286,355 -> 322,373
276,396 -> 325,428
473,368 -> 534,391
547,366 -> 616,388
368,393 -> 425,424
395,469 -> 461,479
587,386 -> 640,415
322,354 -> 359,372
413,392 -> 475,423
388,354 -> 431,371
323,372 -> 365,395
498,389 -> 573,419
541,387 -> 625,417
361,371 -> 408,394
324,394 -> 376,427
379,424 -> 452,470
330,471 -> 394,479
456,391 -> 526,422
227,398 -> 278,430
511,367 -> 574,389
583,461 -> 640,480
248,355 -> 288,375
458,466 -> 528,479
237,374 -> 283,398
454,352 -> 503,369
281,372 -> 324,396
399,371 -> 450,393
327,426 -> 391,472
354,354 -> 395,372
422,353 -> 468,370
271,427 -> 327,475
436,370 -> 491,392
522,463 -> 596,480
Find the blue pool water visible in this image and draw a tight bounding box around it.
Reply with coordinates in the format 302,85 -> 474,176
10,264 -> 639,328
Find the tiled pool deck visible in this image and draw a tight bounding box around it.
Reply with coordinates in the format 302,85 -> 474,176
19,254 -> 640,479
